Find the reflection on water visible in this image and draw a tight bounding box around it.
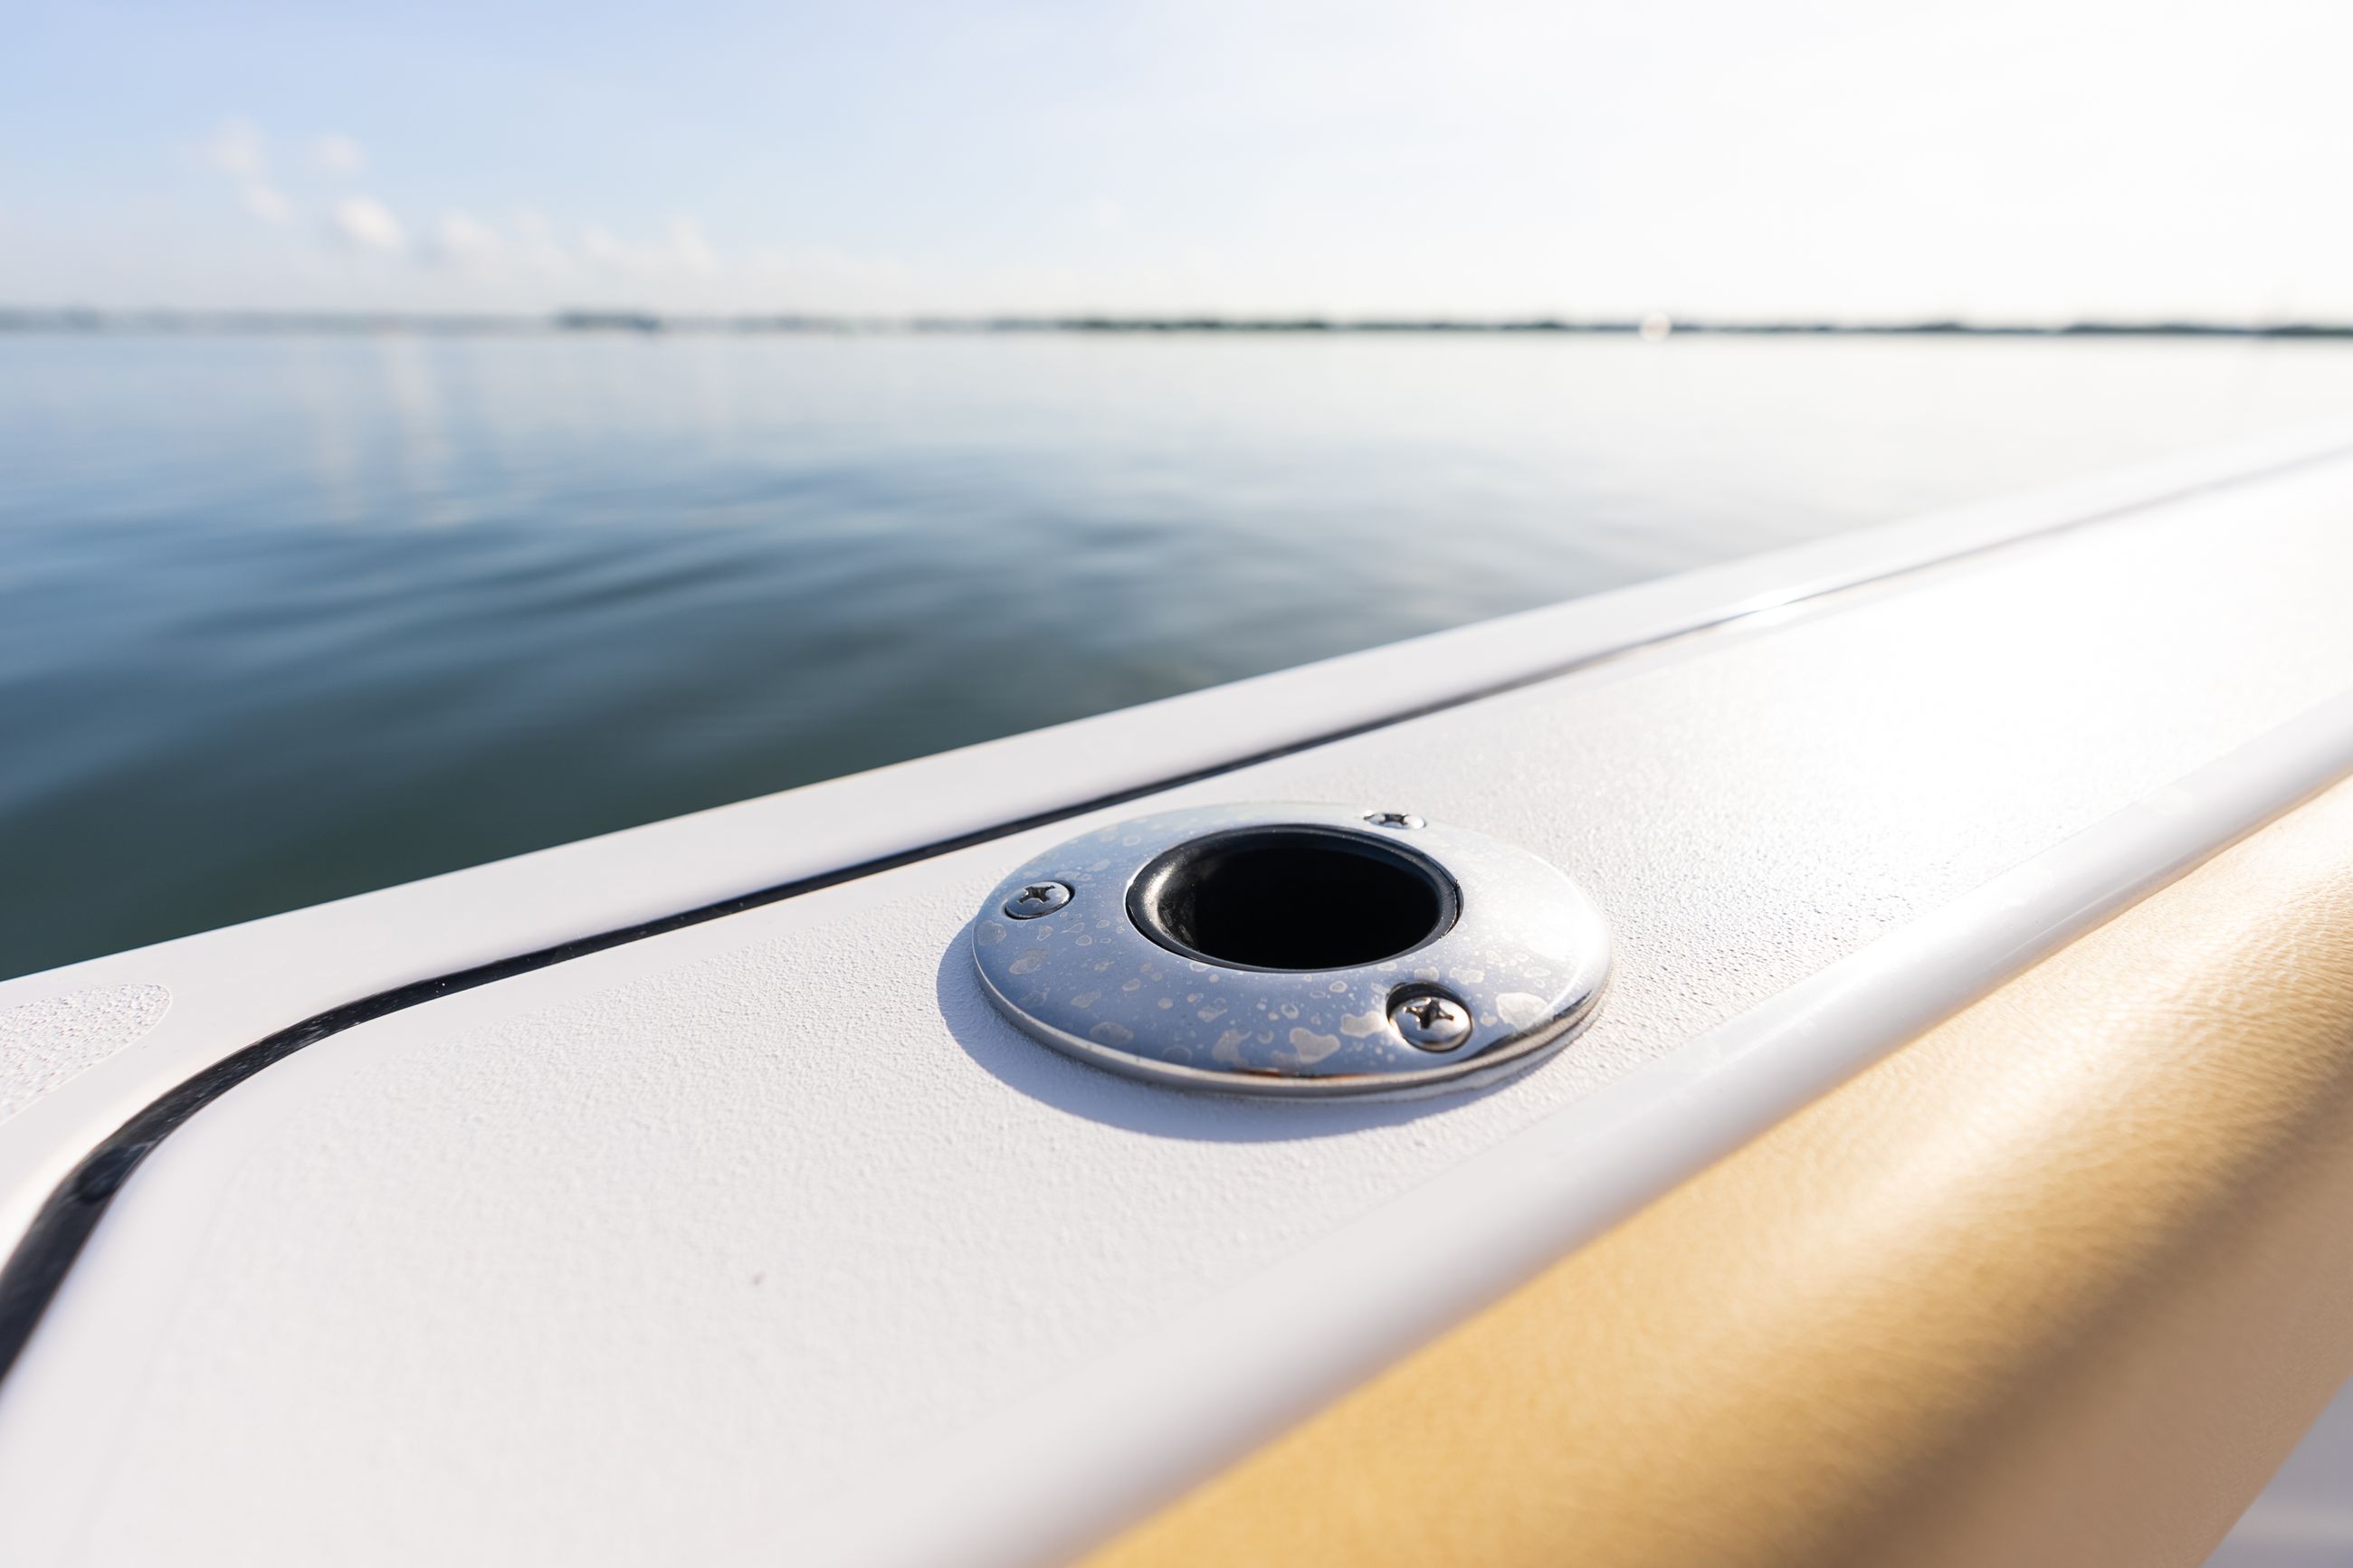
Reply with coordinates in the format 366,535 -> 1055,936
5,331 -> 2352,978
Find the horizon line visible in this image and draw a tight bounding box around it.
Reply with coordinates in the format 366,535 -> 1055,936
6,308 -> 2353,340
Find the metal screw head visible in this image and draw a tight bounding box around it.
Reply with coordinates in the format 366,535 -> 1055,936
1003,881 -> 1072,920
1389,990 -> 1473,1051
1364,810 -> 1424,831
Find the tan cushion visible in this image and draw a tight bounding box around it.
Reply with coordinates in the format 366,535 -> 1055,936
1084,775 -> 2353,1568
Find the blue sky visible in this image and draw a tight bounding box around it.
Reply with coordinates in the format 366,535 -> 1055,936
5,0 -> 2348,319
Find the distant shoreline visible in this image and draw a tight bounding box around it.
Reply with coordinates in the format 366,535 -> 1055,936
5,309 -> 2353,340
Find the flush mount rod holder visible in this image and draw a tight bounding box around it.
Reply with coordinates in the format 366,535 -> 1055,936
968,803 -> 1611,1098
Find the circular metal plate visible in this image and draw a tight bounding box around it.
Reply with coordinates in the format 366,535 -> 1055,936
969,803 -> 1611,1098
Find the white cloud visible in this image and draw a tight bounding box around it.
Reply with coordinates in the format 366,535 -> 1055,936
195,118 -> 293,226
196,118 -> 266,182
311,135 -> 367,176
578,217 -> 720,279
241,184 -> 293,225
577,223 -> 628,270
331,195 -> 406,253
510,210 -> 575,273
669,218 -> 718,278
429,210 -> 505,271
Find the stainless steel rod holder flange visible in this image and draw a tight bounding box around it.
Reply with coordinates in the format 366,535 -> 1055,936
968,803 -> 1611,1098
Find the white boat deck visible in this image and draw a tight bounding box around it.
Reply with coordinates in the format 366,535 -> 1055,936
3,432 -> 2352,1564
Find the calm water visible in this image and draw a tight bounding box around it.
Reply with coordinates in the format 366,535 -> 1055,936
5,331 -> 2353,980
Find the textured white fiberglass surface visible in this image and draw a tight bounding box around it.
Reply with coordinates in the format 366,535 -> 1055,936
5,464 -> 2353,1563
